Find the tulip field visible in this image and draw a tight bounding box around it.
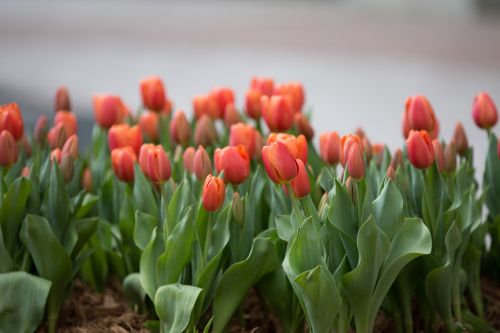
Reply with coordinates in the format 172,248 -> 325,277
1,77 -> 500,333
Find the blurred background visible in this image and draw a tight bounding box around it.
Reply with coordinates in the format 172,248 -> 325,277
1,0 -> 499,171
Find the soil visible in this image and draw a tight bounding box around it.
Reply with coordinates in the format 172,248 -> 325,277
36,277 -> 500,333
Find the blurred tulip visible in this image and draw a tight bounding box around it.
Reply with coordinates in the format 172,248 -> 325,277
139,111 -> 159,141
362,137 -> 373,162
267,133 -> 308,163
390,149 -> 404,171
346,142 -> 365,179
202,175 -> 226,212
250,77 -> 274,97
262,141 -> 298,184
194,115 -> 218,147
245,89 -> 263,120
108,124 -> 143,155
82,167 -> 92,192
139,144 -> 171,183
140,76 -> 166,111
0,102 -> 24,141
404,95 -> 437,135
340,134 -> 363,167
60,153 -> 74,182
345,176 -> 356,203
162,98 -> 173,116
47,123 -> 68,149
0,130 -> 18,167
33,115 -> 48,145
55,86 -> 71,112
231,192 -> 245,225
291,159 -> 311,198
193,94 -> 220,119
444,141 -> 457,173
214,145 -> 250,185
432,139 -> 445,172
210,87 -> 235,118
372,143 -> 385,166
229,123 -> 258,157
50,148 -> 61,164
54,111 -> 77,137
275,82 -> 305,113
472,92 -> 497,130
61,134 -> 79,159
319,131 -> 341,165
294,113 -> 314,140
386,165 -> 396,180
170,111 -> 191,146
224,103 -> 242,128
354,127 -> 366,138
254,132 -> 264,160
402,110 -> 411,139
453,122 -> 468,156
261,95 -> 294,132
20,135 -> 32,158
111,147 -> 137,183
93,94 -> 128,129
183,147 -> 196,174
407,130 -> 435,169
194,146 -> 212,181
21,166 -> 30,178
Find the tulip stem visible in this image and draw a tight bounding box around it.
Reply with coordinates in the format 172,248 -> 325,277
287,184 -> 305,221
204,213 -> 213,264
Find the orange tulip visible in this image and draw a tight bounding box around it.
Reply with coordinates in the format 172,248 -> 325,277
224,103 -> 242,128
261,95 -> 294,132
250,77 -> 274,97
386,165 -> 396,180
61,134 -> 79,159
140,76 -> 166,111
472,92 -> 497,130
403,95 -> 437,137
60,153 -> 75,182
214,145 -> 250,185
93,94 -> 128,129
54,111 -> 77,137
139,111 -> 159,142
194,146 -> 212,181
202,175 -> 226,212
33,115 -> 48,145
194,115 -> 218,147
290,159 -> 311,198
108,124 -> 143,155
453,122 -> 468,156
183,147 -> 196,174
319,131 -> 341,165
0,130 -> 18,167
210,87 -> 235,118
193,94 -> 220,119
229,123 -> 258,158
346,141 -> 365,180
0,103 -> 24,141
47,123 -> 68,149
82,167 -> 92,192
275,82 -> 305,113
432,139 -> 445,172
390,149 -> 403,171
372,143 -> 385,166
262,141 -> 298,184
294,113 -> 314,140
50,148 -> 61,164
444,141 -> 457,173
111,147 -> 137,183
340,134 -> 363,167
407,130 -> 435,169
267,133 -> 308,164
245,89 -> 263,120
139,144 -> 171,183
170,111 -> 191,146
55,86 -> 71,112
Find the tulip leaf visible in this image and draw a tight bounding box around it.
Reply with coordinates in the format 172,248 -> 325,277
134,211 -> 158,251
76,193 -> 99,219
133,165 -> 158,218
140,228 -> 165,300
166,180 -> 191,235
123,273 -> 146,312
72,217 -> 99,259
371,180 -> 403,239
0,271 -> 51,333
0,228 -> 14,273
285,217 -> 322,275
484,133 -> 500,218
275,214 -> 294,242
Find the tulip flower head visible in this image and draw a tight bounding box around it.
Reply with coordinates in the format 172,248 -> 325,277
193,94 -> 220,119
139,144 -> 172,184
262,141 -> 299,184
290,159 -> 311,198
275,81 -> 305,113
340,134 -> 363,167
346,142 -> 365,180
50,148 -> 61,164
21,166 -> 30,178
93,94 -> 128,129
202,175 -> 226,212
390,148 -> 403,171
61,134 -> 79,159
250,77 -> 274,97
224,103 -> 242,128
82,167 -> 92,192
404,95 -> 437,135
319,131 -> 341,165
245,89 -> 263,120
386,165 -> 396,181
443,141 -> 457,173
210,87 -> 235,118
472,92 -> 497,130
0,130 -> 18,167
229,123 -> 258,158
47,123 -> 68,149
432,139 -> 445,172
294,113 -> 314,141
214,145 -> 250,185
140,76 -> 166,112
0,103 -> 24,141
194,115 -> 219,147
406,130 -> 435,169
108,124 -> 143,155
139,111 -> 160,142
183,147 -> 196,174
54,111 -> 77,137
194,146 -> 212,181
261,95 -> 294,132
33,115 -> 48,145
55,86 -> 71,112
267,133 -> 308,164
170,111 -> 192,146
111,147 -> 137,183
453,122 -> 468,156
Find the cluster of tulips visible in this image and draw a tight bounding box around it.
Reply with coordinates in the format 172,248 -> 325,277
0,76 -> 500,333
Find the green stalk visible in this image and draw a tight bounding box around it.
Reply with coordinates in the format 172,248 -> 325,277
302,195 -> 320,223
203,213 -> 213,265
287,184 -> 305,221
451,276 -> 462,322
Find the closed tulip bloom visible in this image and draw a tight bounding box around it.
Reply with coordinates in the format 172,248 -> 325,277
0,103 -> 24,141
472,92 -> 498,129
93,94 -> 128,129
430,117 -> 440,139
202,175 -> 226,212
407,130 -> 435,169
140,76 -> 166,111
33,115 -> 48,145
214,145 -> 250,185
47,123 -> 68,149
432,139 -> 445,172
224,103 -> 242,128
111,147 -> 137,183
372,143 -> 385,166
294,113 -> 314,140
229,123 -> 258,157
275,82 -> 305,113
170,111 -> 191,146
194,146 -> 212,181
82,167 -> 92,192
402,110 -> 411,139
453,122 -> 468,156
183,147 -> 196,174
55,86 -> 71,112
267,133 -> 308,164
250,77 -> 274,97
50,148 -> 61,164
390,148 -> 404,171
20,135 -> 32,158
108,124 -> 143,155
444,141 -> 457,173
291,159 -> 311,198
162,98 -> 173,116
139,144 -> 171,183
346,142 -> 365,179
54,111 -> 77,137
194,115 -> 218,147
61,134 -> 79,159
405,95 -> 437,134
231,192 -> 245,225
139,111 -> 159,141
210,87 -> 235,118
340,134 -> 364,167
245,89 -> 263,120
261,95 -> 294,132
262,141 -> 299,184
193,94 -> 220,119
60,153 -> 75,182
386,165 -> 396,180
319,131 -> 341,165
0,130 -> 18,167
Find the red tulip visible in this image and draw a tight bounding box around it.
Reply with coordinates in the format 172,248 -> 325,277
267,133 -> 308,164
404,95 -> 437,135
224,103 -> 242,128
250,77 -> 274,97
0,130 -> 18,167
170,111 -> 191,146
82,167 -> 92,192
61,134 -> 79,159
294,113 -> 314,140
194,115 -> 218,147
47,123 -> 68,149
290,159 -> 311,198
54,111 -> 77,137
50,148 -> 61,164
346,141 -> 365,179
194,146 -> 212,181
391,148 -> 403,171
139,111 -> 159,141
139,144 -> 171,183
0,103 -> 24,141
261,95 -> 294,132
140,76 -> 166,111
55,86 -> 71,112
210,87 -> 235,118
319,131 -> 341,165
60,153 -> 75,182
472,92 -> 497,129
453,122 -> 468,156
340,134 -> 364,167
93,94 -> 128,129
193,94 -> 220,119
372,143 -> 385,166
444,141 -> 457,173
111,147 -> 137,183
262,141 -> 299,184
20,135 -> 32,158
275,82 -> 305,113
245,89 -> 263,120
407,130 -> 435,169
183,147 -> 196,174
108,124 -> 143,155
33,115 -> 48,145
202,175 -> 226,212
162,98 -> 173,116
432,139 -> 445,172
214,145 -> 250,185
229,123 -> 258,157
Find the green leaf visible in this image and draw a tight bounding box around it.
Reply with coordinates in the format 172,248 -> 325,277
133,165 -> 158,218
0,271 -> 51,333
0,228 -> 14,273
76,193 -> 99,219
154,284 -> 203,333
484,133 -> 500,218
275,214 -> 294,241
46,163 -> 71,240
123,273 -> 146,312
140,228 -> 165,300
166,180 -> 190,235
285,217 -> 322,276
134,211 -> 158,251
72,218 -> 99,259
371,180 -> 403,239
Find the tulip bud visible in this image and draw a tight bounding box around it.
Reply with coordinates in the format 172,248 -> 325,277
162,98 -> 173,116
183,147 -> 196,174
210,87 -> 235,118
61,134 -> 79,159
372,143 -> 385,167
0,130 -> 18,167
82,167 -> 92,192
267,133 -> 308,164
55,86 -> 71,112
139,111 -> 159,142
231,192 -> 245,225
214,145 -> 250,185
194,115 -> 218,147
60,153 -> 75,182
229,123 -> 258,158
275,82 -> 305,113
33,115 -> 48,145
432,139 -> 445,172
362,137 -> 372,162
407,130 -> 435,169
194,146 -> 212,181
390,148 -> 403,171
346,142 -> 365,180
319,131 -> 341,165
111,147 -> 137,183
261,95 -> 294,132
50,148 -> 61,164
405,95 -> 437,133
193,94 -> 219,119
108,124 -> 143,156
140,76 -> 166,111
431,118 -> 440,139
402,110 -> 411,139
170,111 -> 192,146
250,77 -> 274,97
47,123 -> 68,149
262,141 -> 299,184
0,103 -> 24,141
55,111 -> 77,137
453,122 -> 468,156
245,89 -> 263,120
386,165 -> 396,180
354,127 -> 366,139
224,103 -> 242,128
21,166 -> 30,178
139,144 -> 172,184
93,94 -> 128,129
472,92 -> 498,130
443,141 -> 457,173
345,177 -> 356,204
340,134 -> 363,167
202,175 -> 225,212
20,135 -> 32,158
294,113 -> 314,141
290,159 -> 311,198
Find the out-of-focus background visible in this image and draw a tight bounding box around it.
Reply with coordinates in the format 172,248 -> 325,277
1,0 -> 499,170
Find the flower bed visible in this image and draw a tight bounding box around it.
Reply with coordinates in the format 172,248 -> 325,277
0,77 -> 499,333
